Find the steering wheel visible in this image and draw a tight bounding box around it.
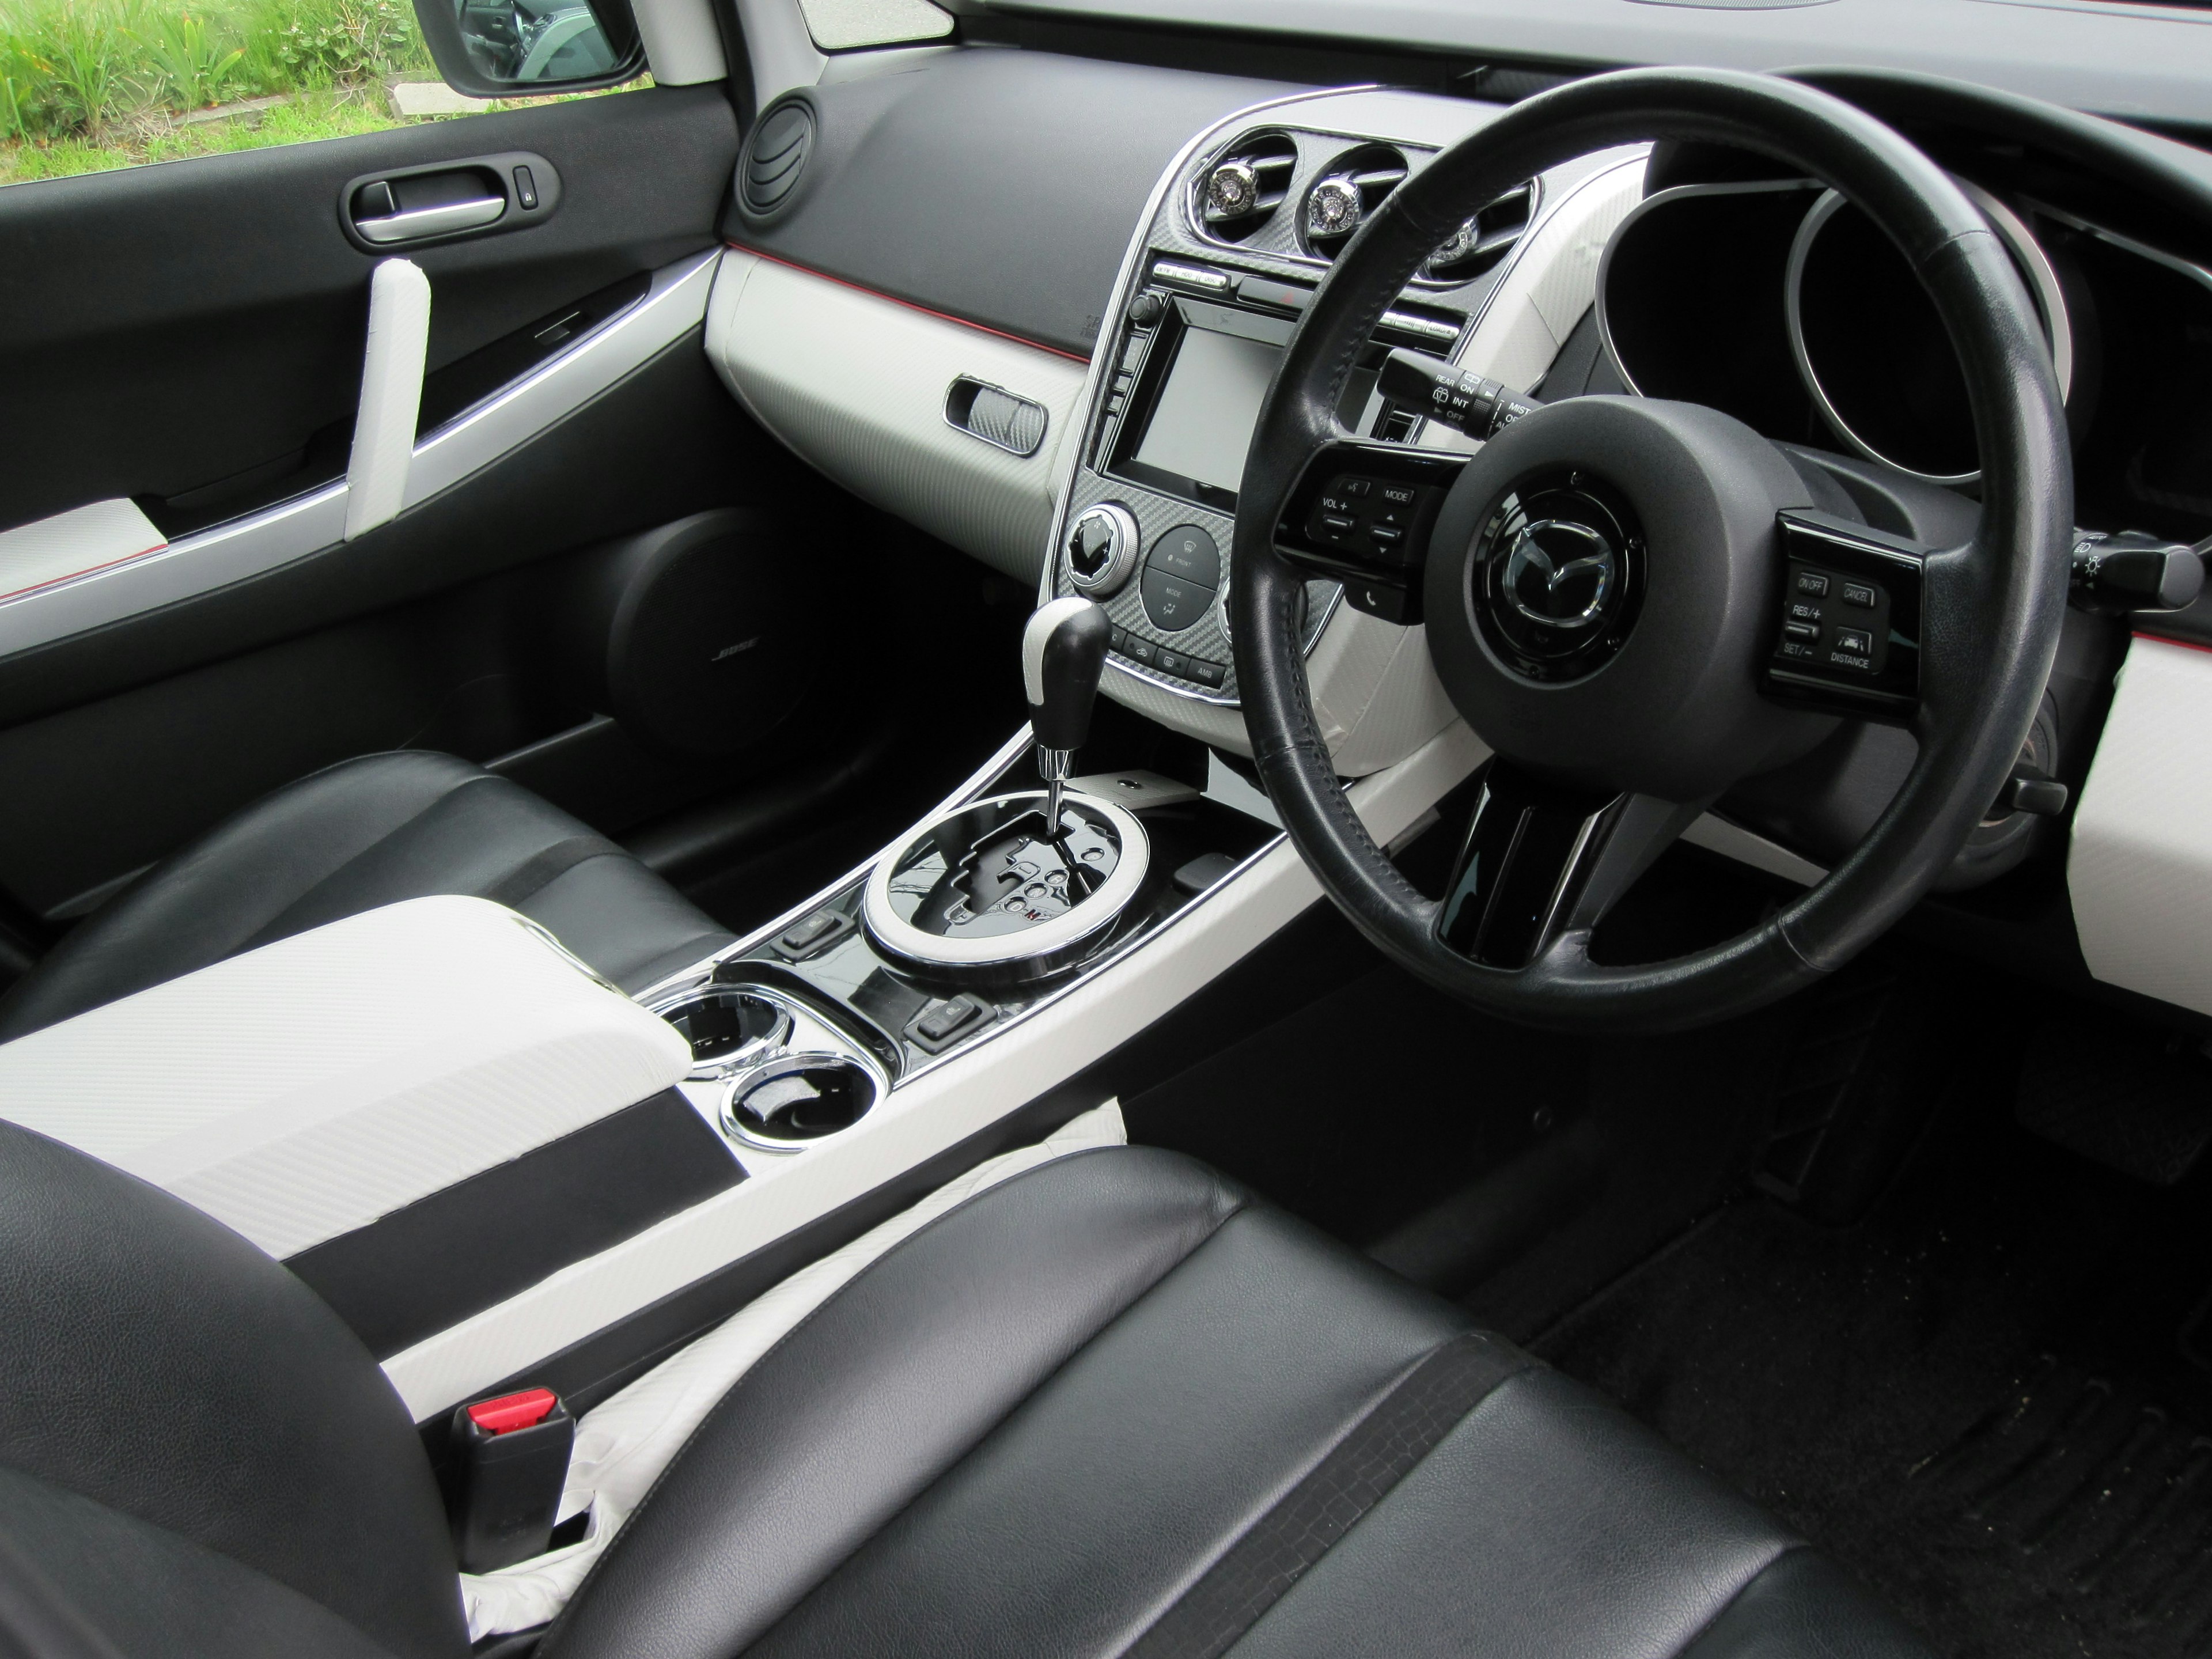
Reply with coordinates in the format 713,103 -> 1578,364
1230,69 -> 2071,1033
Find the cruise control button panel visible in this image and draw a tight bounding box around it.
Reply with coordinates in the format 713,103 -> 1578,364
1760,511 -> 1924,717
1273,446 -> 1466,624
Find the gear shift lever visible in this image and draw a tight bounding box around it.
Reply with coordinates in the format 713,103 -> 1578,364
1022,596 -> 1111,839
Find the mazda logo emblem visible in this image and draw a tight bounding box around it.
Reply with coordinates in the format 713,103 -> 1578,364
1502,519 -> 1615,629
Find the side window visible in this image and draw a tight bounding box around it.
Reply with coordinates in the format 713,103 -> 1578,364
0,0 -> 642,185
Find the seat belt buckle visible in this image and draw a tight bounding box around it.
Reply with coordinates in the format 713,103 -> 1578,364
449,1387 -> 574,1574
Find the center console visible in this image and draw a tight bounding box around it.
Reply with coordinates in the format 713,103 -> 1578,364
1046,106 -> 1551,707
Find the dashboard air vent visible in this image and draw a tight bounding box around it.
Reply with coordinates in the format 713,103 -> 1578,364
1198,132 -> 1299,243
738,99 -> 815,221
1423,180 -> 1540,283
1300,145 -> 1408,260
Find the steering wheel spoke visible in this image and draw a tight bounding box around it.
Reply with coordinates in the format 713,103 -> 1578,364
1436,763 -> 1706,969
1756,509 -> 1933,723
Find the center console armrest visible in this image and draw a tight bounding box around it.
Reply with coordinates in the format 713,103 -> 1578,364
0,896 -> 694,1260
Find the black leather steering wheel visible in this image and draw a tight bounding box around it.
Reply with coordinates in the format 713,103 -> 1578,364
1229,68 -> 2071,1033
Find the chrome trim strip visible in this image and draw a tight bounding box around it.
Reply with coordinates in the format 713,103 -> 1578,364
0,250 -> 719,661
2031,200 -> 2212,297
356,196 -> 505,245
859,789 -> 1150,968
1783,183 -> 2071,487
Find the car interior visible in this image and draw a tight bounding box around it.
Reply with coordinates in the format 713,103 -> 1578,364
2,0 -> 2212,1653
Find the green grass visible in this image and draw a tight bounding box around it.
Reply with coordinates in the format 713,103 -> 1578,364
1,83 -> 403,179
0,0 -> 647,187
1,0 -> 437,134
0,0 -> 473,180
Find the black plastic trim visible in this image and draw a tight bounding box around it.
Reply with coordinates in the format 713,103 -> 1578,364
289,1088 -> 743,1360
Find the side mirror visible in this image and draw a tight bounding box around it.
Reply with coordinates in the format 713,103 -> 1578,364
412,0 -> 643,96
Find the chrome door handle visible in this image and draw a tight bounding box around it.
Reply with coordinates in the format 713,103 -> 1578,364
355,195 -> 506,245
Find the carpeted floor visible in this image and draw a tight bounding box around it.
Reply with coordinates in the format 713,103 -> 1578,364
1536,1067 -> 2212,1659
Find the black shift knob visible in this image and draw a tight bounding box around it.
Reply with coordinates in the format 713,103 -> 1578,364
1022,597 -> 1111,756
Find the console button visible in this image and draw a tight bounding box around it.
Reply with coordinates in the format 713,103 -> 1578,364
1156,648 -> 1189,678
1141,569 -> 1214,632
1123,635 -> 1157,665
1840,581 -> 1878,608
1147,525 -> 1221,587
1188,657 -> 1226,687
1835,627 -> 1874,656
774,908 -> 855,960
1794,570 -> 1831,597
907,993 -> 991,1054
1783,620 -> 1820,643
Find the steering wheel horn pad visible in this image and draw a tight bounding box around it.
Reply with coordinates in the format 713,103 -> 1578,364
1426,395 -> 1839,804
1230,67 -> 2071,1033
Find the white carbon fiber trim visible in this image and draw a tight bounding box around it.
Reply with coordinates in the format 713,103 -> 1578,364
2069,635 -> 2212,1016
0,896 -> 692,1259
706,247 -> 1088,584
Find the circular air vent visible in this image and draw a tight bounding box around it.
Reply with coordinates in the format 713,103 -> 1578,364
1195,131 -> 1298,243
1423,180 -> 1540,283
1300,145 -> 1408,260
738,97 -> 816,221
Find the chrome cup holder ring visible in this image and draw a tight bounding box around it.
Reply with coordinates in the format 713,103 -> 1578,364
860,789 -> 1149,984
649,983 -> 794,1080
720,1049 -> 886,1152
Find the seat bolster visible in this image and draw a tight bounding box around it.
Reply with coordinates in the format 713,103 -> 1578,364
0,1119 -> 468,1658
1680,1547 -> 1933,1659
0,1464 -> 401,1659
542,1147 -> 1251,1659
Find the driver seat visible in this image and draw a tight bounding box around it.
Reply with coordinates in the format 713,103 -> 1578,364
0,1119 -> 1933,1658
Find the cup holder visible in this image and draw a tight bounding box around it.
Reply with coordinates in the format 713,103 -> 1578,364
722,1052 -> 881,1149
650,985 -> 793,1078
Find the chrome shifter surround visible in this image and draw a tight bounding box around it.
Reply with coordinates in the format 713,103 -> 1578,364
862,789 -> 1149,979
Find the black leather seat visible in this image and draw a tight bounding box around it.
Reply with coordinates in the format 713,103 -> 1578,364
0,1119 -> 1933,1658
0,750 -> 732,1043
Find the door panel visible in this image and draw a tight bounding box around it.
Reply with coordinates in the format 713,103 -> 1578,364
0,74 -> 918,958
0,83 -> 738,535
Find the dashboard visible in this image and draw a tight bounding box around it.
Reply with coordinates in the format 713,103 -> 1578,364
1594,147 -> 2212,543
706,42 -> 2212,1021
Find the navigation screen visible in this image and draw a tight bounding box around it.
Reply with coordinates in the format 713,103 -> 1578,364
1130,323 -> 1283,497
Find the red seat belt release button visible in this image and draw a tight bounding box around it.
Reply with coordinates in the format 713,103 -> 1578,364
466,1387 -> 559,1435
451,1387 -> 574,1574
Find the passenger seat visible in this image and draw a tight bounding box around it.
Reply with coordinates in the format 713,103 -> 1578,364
0,751 -> 732,1042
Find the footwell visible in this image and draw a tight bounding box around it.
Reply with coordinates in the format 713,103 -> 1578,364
1534,1069 -> 2212,1659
